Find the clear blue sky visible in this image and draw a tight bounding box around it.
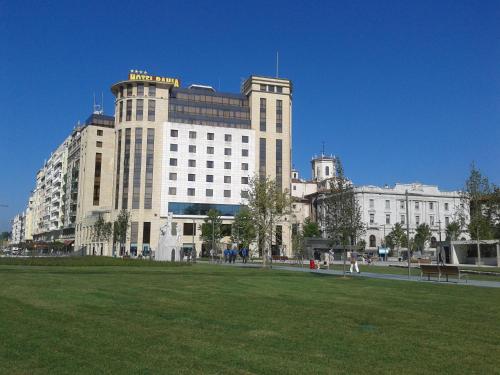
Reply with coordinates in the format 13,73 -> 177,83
1,0 -> 499,231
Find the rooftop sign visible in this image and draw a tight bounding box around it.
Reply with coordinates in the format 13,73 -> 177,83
128,73 -> 180,87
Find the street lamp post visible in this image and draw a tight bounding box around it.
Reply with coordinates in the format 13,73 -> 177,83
405,190 -> 411,279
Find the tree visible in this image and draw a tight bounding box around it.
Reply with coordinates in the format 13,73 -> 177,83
386,223 -> 406,255
446,221 -> 462,241
464,163 -> 494,240
414,223 -> 432,252
200,209 -> 223,255
323,158 -> 364,246
246,176 -> 292,267
113,210 -> 130,256
92,214 -> 112,255
322,158 -> 365,275
302,217 -> 320,238
231,207 -> 256,249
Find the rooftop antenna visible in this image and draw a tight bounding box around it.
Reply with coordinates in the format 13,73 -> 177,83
322,141 -> 325,157
101,92 -> 104,114
276,51 -> 279,78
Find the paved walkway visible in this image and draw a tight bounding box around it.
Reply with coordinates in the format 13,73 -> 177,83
214,262 -> 500,289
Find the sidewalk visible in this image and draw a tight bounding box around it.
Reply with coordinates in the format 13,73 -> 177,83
217,262 -> 500,289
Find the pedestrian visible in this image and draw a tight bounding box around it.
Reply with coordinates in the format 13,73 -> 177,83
224,248 -> 229,263
350,250 -> 360,274
231,247 -> 237,263
242,248 -> 248,263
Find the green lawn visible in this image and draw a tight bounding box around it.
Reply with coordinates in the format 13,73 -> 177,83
1,260 -> 499,374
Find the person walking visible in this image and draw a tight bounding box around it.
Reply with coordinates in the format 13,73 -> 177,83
224,248 -> 229,263
350,250 -> 360,274
242,248 -> 248,263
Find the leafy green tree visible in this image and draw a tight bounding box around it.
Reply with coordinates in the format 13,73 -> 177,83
302,217 -> 320,238
414,223 -> 432,252
323,158 -> 365,248
231,207 -> 256,249
386,223 -> 406,254
200,209 -> 223,254
445,221 -> 462,241
464,163 -> 494,240
113,210 -> 130,256
92,214 -> 112,253
247,176 -> 292,266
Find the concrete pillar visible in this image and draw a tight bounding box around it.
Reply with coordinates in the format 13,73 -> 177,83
496,242 -> 500,267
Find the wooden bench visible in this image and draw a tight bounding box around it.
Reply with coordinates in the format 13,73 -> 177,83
420,265 -> 465,282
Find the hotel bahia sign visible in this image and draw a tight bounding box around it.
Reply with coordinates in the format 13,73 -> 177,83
128,73 -> 180,87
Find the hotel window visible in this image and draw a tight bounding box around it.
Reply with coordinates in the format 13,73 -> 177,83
276,86 -> 283,93
385,200 -> 390,209
224,176 -> 231,183
241,177 -> 249,184
97,129 -> 103,136
242,163 -> 248,171
143,222 -> 151,244
416,216 -> 420,225
189,131 -> 197,139
136,99 -> 143,121
169,158 -> 177,166
126,84 -> 132,96
241,190 -> 249,199
276,99 -> 283,133
224,148 -> 231,156
369,199 -> 374,208
183,223 -> 195,236
276,139 -> 282,190
400,201 -> 405,209
189,145 -> 196,153
130,222 -> 138,244
224,134 -> 232,142
444,203 -> 449,211
260,84 -> 266,91
207,132 -> 214,140
168,187 -> 176,195
170,144 -> 178,151
400,215 -> 405,224
386,214 -> 390,224
224,190 -> 231,198
169,172 -> 177,181
132,128 -> 143,209
260,98 -> 266,131
137,83 -> 144,96
430,215 -> 435,226
93,153 -> 102,206
144,129 -> 154,209
119,102 -> 123,122
96,141 -> 102,148
207,146 -> 214,154
119,86 -> 124,98
429,202 -> 434,210
188,174 -> 196,182
259,138 -> 266,179
121,128 -> 131,209
242,149 -> 248,157
224,162 -> 231,170
206,189 -> 213,197
187,188 -> 195,196
445,216 -> 450,225
242,135 -> 249,143
114,130 -> 122,209
369,213 -> 374,224
415,201 -> 419,210
148,84 -> 156,97
207,161 -> 214,168
188,159 -> 196,167
170,129 -> 178,137
126,100 -> 132,121
147,100 -> 155,121
206,175 -> 214,183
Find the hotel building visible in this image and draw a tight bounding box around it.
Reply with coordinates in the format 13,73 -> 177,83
110,72 -> 293,256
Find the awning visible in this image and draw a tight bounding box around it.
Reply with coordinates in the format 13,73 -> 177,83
64,240 -> 75,246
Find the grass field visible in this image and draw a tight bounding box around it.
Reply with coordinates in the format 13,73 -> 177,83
1,259 -> 499,374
